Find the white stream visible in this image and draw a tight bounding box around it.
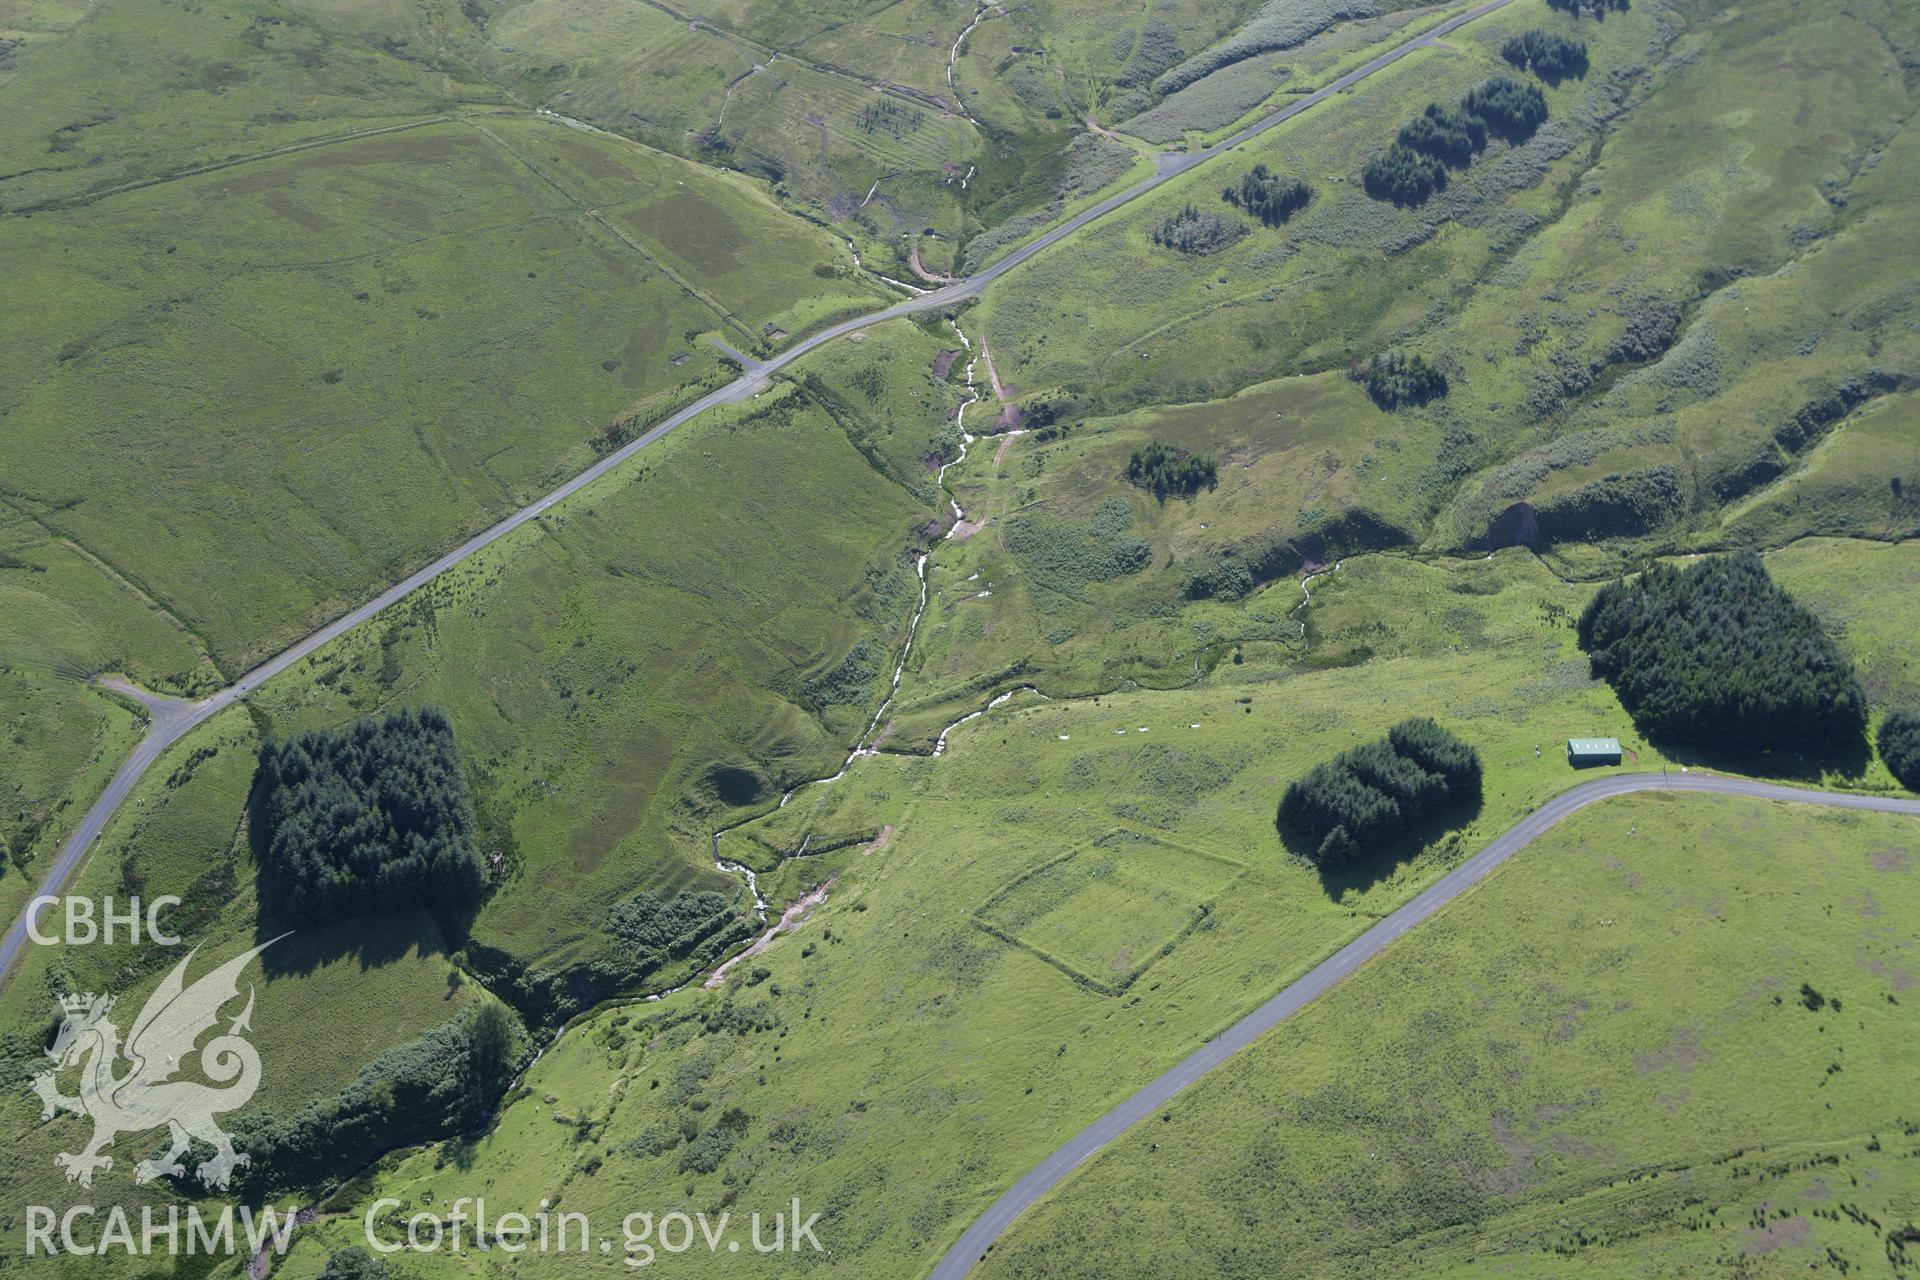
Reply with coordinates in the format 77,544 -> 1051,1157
771,316 -> 989,811
714,55 -> 772,134
933,684 -> 1045,756
947,3 -> 998,128
686,311 -> 1107,1024
846,237 -> 930,296
1289,559 -> 1345,638
532,107 -> 615,137
694,546 -> 1337,1003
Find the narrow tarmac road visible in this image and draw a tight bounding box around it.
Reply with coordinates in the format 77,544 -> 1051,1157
926,772 -> 1920,1279
0,0 -> 1516,985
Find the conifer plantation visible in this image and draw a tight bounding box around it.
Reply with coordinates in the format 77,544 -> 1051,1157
251,707 -> 488,923
1125,440 -> 1220,497
1879,709 -> 1920,791
1278,719 -> 1483,864
1577,553 -> 1868,752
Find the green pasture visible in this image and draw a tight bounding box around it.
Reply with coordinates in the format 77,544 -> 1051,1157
470,0 -> 1244,260
0,506 -> 220,926
226,383 -> 938,974
967,0 -> 1918,579
0,0 -> 503,212
980,792 -> 1920,1279
0,703 -> 480,1235
976,836 -> 1245,994
883,366 -> 1433,740
0,374 -> 944,1267
1768,537 -> 1920,711
0,114 -> 883,676
975,0 -> 1676,407
289,524 -> 1920,1276
3,2 -> 1918,1276
1432,0 -> 1918,563
277,543 -> 1700,1277
1119,5 -> 1442,145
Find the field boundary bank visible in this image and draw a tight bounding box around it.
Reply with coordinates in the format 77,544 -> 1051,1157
925,773 -> 1920,1278
2,115 -> 500,215
0,0 -> 1522,990
238,774 -> 1920,1272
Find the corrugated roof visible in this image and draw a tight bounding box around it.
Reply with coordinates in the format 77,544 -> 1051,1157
1567,737 -> 1621,753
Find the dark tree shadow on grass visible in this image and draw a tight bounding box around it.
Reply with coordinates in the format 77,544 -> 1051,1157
1278,793 -> 1486,900
1641,726 -> 1872,786
441,1134 -> 481,1172
246,769 -> 488,978
253,905 -> 449,980
1532,57 -> 1589,88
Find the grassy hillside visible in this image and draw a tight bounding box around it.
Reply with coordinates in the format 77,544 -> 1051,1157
274,559 -> 1665,1274
976,0 -> 1680,405
978,792 -> 1920,1279
0,0 -> 503,212
881,365 -> 1431,738
1120,4 -> 1442,145
973,0 -> 1917,579
4,371 -> 946,983
0,367 -> 951,1257
275,532 -> 1920,1277
4,0 -> 1918,1275
0,703 -> 482,1233
1768,537 -> 1920,711
0,505 -> 220,926
0,114 -> 887,676
1434,3 -> 1920,566
469,0 -> 1266,268
239,382 -> 940,977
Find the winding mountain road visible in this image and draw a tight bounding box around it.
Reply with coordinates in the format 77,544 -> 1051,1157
927,772 -> 1920,1279
5,18 -> 1916,1276
0,0 -> 1517,983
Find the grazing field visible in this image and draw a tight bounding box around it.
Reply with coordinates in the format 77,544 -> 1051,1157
237,362 -> 1915,1265
280,526 -> 1920,1278
471,0 -> 1159,263
2,366 -> 950,1003
879,345 -> 1916,786
976,0 -> 1680,407
1717,390 -> 1920,549
274,544 -> 1701,1277
0,374 -> 947,1256
1768,537 -> 1920,711
975,836 -> 1246,994
0,0 -> 504,212
6,0 -> 1920,1274
230,380 -> 941,984
24,526 -> 1920,1275
1435,59 -> 1920,567
0,253 -> 944,1270
0,114 -> 886,675
881,366 -> 1432,741
468,0 -> 1298,266
973,0 -> 1919,582
0,703 -> 481,1232
484,0 -> 756,138
0,507 -> 219,926
486,0 -> 993,255
784,314 -> 977,494
1119,4 -> 1438,144
976,793 -> 1920,1279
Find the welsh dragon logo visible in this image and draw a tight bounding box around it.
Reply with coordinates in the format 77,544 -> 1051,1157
30,938 -> 283,1190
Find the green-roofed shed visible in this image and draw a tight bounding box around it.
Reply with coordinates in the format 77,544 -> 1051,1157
1567,737 -> 1622,767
